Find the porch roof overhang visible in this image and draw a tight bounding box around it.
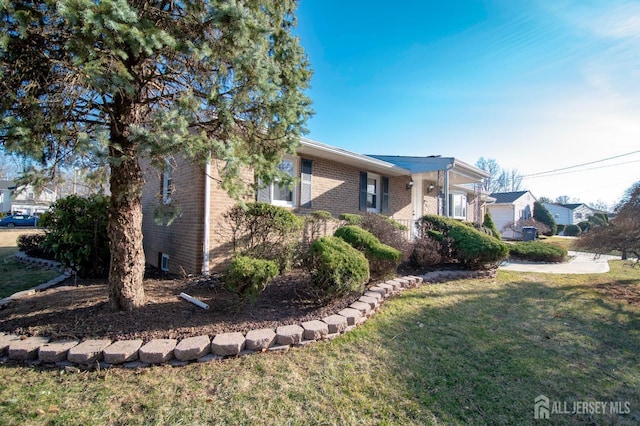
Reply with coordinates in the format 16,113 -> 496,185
368,155 -> 489,186
298,138 -> 411,177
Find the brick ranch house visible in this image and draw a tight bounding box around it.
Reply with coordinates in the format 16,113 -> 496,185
141,138 -> 490,275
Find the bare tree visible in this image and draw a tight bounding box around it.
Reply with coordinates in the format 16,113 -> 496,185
476,158 -> 523,193
576,181 -> 640,262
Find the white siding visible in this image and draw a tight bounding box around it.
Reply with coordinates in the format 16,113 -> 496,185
572,205 -> 594,223
487,204 -> 516,239
488,192 -> 536,239
543,203 -> 572,225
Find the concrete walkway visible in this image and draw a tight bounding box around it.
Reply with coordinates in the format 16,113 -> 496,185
499,251 -> 622,274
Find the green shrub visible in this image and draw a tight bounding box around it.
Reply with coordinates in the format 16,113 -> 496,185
306,236 -> 369,298
334,225 -> 380,250
448,224 -> 509,269
588,215 -> 606,228
564,224 -> 582,236
338,213 -> 362,225
417,215 -> 509,269
483,212 -> 501,240
38,195 -> 110,278
225,256 -> 279,304
577,221 -> 590,232
17,233 -> 54,259
533,202 -> 557,236
508,241 -> 568,263
334,225 -> 402,278
224,202 -> 303,272
556,224 -> 565,235
359,213 -> 411,260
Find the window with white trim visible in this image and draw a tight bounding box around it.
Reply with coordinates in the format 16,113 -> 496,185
257,156 -> 298,207
273,159 -> 295,205
366,173 -> 381,212
162,158 -> 174,205
448,193 -> 467,219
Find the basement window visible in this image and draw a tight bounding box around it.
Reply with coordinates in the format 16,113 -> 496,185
160,253 -> 170,272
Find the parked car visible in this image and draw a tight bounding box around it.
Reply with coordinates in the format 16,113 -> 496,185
0,214 -> 40,228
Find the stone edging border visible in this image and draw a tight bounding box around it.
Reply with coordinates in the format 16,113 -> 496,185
0,252 -> 69,308
0,269 -> 497,371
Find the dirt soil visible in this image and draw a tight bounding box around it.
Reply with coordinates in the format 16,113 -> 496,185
0,268 -> 368,342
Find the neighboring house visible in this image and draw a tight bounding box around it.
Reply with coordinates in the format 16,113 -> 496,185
0,181 -> 11,213
0,180 -> 56,215
542,203 -> 595,226
141,138 -> 489,275
486,190 -> 537,240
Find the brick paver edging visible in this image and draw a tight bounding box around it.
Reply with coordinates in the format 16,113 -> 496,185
0,269 -> 497,370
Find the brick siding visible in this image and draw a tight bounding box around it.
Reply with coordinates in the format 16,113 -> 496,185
142,155 -> 413,275
141,155 -> 205,275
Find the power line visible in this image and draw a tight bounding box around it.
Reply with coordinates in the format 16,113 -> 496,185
522,159 -> 640,179
522,149 -> 640,178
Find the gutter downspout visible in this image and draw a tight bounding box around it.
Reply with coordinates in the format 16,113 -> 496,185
202,159 -> 211,276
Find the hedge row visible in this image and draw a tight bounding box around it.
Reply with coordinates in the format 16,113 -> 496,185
508,241 -> 568,263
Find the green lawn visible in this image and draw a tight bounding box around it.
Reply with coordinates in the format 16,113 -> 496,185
1,262 -> 639,425
0,231 -> 60,299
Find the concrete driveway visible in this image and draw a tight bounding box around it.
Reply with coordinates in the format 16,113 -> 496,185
499,251 -> 622,274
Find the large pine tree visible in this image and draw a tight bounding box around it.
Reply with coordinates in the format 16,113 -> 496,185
0,0 -> 312,310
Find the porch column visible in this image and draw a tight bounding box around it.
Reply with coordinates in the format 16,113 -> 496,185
411,176 -> 423,222
443,168 -> 450,217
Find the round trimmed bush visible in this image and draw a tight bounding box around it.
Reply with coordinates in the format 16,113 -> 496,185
306,236 -> 369,298
564,224 -> 582,236
225,256 -> 279,304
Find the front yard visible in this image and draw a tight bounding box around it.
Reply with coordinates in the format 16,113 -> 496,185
0,231 -> 60,299
1,260 -> 639,424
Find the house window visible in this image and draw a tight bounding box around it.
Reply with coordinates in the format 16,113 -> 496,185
272,159 -> 296,205
257,157 -> 298,207
359,172 -> 389,213
448,193 -> 467,219
367,173 -> 380,212
162,158 -> 174,205
160,253 -> 170,272
576,212 -> 583,219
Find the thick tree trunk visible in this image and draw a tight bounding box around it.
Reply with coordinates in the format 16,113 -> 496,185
107,148 -> 146,311
107,86 -> 146,311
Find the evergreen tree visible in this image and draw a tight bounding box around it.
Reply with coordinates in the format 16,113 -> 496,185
533,201 -> 557,236
1,1 -> 312,310
483,211 -> 501,240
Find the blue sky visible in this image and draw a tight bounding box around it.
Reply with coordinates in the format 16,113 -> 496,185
294,0 -> 640,208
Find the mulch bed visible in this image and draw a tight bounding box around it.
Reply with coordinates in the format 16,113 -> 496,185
0,268 -> 366,342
